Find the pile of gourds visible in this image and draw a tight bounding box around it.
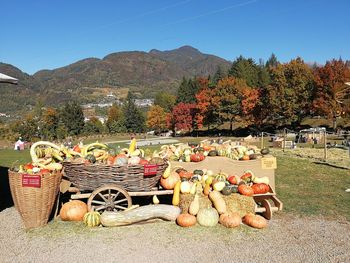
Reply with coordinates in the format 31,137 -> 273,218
157,144 -> 206,163
157,164 -> 269,229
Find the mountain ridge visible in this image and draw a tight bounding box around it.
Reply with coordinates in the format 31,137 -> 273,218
0,45 -> 231,116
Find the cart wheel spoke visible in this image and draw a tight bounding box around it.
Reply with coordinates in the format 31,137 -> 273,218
91,200 -> 105,205
95,204 -> 108,212
98,193 -> 109,203
114,198 -> 128,205
111,192 -> 120,201
115,205 -> 128,210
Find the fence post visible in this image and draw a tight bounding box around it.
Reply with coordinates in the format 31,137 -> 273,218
283,128 -> 286,152
261,132 -> 264,149
324,130 -> 327,161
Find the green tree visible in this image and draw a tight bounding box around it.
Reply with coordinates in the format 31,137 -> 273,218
211,66 -> 227,85
266,53 -> 279,68
60,101 -> 85,136
176,77 -> 200,103
154,92 -> 176,112
84,117 -> 104,134
123,92 -> 145,132
228,56 -> 259,87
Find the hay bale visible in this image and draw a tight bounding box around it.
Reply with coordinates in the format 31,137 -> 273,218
179,192 -> 255,217
179,193 -> 213,213
222,194 -> 255,217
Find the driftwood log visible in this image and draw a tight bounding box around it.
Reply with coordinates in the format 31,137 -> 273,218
101,204 -> 181,227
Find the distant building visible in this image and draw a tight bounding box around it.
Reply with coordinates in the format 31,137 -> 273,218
134,99 -> 154,107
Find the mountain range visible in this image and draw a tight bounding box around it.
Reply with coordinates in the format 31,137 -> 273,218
0,46 -> 231,117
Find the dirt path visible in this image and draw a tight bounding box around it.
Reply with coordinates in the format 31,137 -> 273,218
1,207 -> 349,263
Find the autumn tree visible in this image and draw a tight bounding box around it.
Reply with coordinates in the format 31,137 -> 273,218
312,59 -> 350,129
215,77 -> 259,131
195,85 -> 220,130
106,104 -> 125,133
41,107 -> 60,140
146,105 -> 167,133
265,58 -> 314,126
169,103 -> 198,133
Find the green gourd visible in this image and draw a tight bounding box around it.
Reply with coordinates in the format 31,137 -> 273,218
196,207 -> 219,227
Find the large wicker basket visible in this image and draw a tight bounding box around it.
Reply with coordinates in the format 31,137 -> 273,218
63,161 -> 168,192
8,170 -> 62,229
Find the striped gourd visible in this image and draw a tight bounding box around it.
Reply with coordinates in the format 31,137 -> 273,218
83,211 -> 101,227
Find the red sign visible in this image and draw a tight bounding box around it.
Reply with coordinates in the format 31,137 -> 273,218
144,164 -> 158,177
22,174 -> 41,188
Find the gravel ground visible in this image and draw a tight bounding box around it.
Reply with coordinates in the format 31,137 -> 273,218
0,207 -> 349,263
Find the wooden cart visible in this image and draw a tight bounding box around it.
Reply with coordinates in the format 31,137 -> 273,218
253,185 -> 283,219
65,183 -> 173,213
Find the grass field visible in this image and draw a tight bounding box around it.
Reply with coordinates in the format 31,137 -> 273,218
0,137 -> 349,221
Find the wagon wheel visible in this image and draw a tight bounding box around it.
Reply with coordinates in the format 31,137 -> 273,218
87,184 -> 132,213
260,199 -> 272,220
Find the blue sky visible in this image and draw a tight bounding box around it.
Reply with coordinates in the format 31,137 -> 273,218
1,0 -> 349,74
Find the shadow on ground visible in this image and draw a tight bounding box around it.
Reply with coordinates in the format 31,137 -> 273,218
0,166 -> 14,211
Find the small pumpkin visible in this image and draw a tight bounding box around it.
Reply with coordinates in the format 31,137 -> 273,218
240,155 -> 250,161
176,213 -> 196,227
196,207 -> 219,227
83,211 -> 101,227
243,213 -> 268,229
241,170 -> 255,183
238,184 -> 254,196
60,200 -> 88,221
178,170 -> 193,180
180,181 -> 192,194
221,185 -> 233,196
219,212 -> 241,228
251,183 -> 270,194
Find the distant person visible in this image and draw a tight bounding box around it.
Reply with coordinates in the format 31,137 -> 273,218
14,137 -> 24,151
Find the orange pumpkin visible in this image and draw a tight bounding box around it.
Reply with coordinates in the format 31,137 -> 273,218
60,200 -> 88,221
251,183 -> 270,194
160,171 -> 180,190
238,184 -> 254,196
176,213 -> 196,227
243,213 -> 267,229
219,212 -> 241,228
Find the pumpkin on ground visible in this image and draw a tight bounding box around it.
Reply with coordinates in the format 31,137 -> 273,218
219,212 -> 241,228
83,211 -> 101,227
196,207 -> 219,227
176,213 -> 196,227
60,200 -> 88,221
243,213 -> 268,229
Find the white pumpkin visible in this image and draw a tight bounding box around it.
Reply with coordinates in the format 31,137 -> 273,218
128,156 -> 141,165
